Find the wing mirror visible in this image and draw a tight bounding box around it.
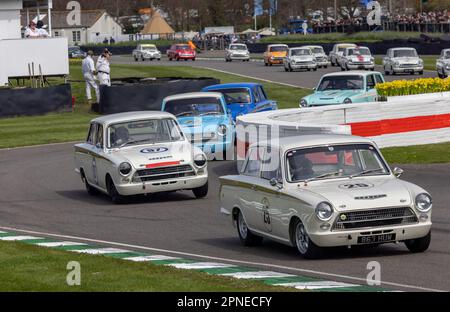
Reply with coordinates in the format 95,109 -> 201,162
95,143 -> 102,149
393,167 -> 404,178
270,178 -> 283,190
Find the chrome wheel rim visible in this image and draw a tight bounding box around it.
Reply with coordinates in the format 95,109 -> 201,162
238,213 -> 248,239
295,222 -> 309,254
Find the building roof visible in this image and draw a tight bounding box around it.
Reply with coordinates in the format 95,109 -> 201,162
21,10 -> 110,29
141,11 -> 174,35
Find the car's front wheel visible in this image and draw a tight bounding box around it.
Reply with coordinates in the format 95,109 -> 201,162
293,219 -> 322,259
193,182 -> 208,198
81,170 -> 99,196
405,231 -> 431,253
106,176 -> 126,204
236,210 -> 263,246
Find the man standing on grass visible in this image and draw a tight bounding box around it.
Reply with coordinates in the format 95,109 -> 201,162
97,49 -> 112,87
82,50 -> 99,103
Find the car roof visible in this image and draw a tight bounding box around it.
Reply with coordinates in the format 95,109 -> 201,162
335,43 -> 357,47
252,134 -> 374,152
290,47 -> 310,50
322,71 -> 381,77
203,83 -> 260,89
141,44 -> 156,47
302,45 -> 323,49
92,111 -> 175,125
390,47 -> 417,50
163,92 -> 224,102
268,44 -> 288,47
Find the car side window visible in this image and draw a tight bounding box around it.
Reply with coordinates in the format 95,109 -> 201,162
87,124 -> 96,145
95,124 -> 104,148
258,86 -> 267,101
366,75 -> 375,89
243,148 -> 262,177
261,148 -> 281,181
375,74 -> 384,84
253,87 -> 261,103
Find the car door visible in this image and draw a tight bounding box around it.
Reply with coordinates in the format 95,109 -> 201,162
365,74 -> 378,102
437,51 -> 444,72
239,147 -> 266,233
382,49 -> 390,69
256,147 -> 286,238
92,123 -> 107,189
82,123 -> 97,185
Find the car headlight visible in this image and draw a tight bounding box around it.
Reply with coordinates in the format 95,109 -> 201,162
300,99 -> 308,107
394,61 -> 400,67
415,193 -> 432,212
418,60 -> 423,66
315,202 -> 334,221
217,124 -> 227,136
343,98 -> 352,104
119,162 -> 132,176
194,154 -> 207,168
446,64 -> 450,70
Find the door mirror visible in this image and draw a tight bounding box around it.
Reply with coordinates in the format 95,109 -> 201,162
95,143 -> 102,149
270,178 -> 283,190
393,167 -> 404,178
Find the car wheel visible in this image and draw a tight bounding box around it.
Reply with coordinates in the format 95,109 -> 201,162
236,210 -> 263,246
289,64 -> 293,72
192,58 -> 196,62
293,219 -> 322,259
324,65 -> 328,69
341,65 -> 346,71
141,56 -> 145,61
284,66 -> 288,72
264,61 -> 268,66
169,57 -> 172,61
106,176 -> 125,204
269,63 -> 273,66
81,171 -> 99,196
192,181 -> 208,198
345,63 -> 350,71
391,67 -> 395,75
313,67 -> 317,71
158,58 -> 161,61
405,231 -> 431,253
331,58 -> 335,66
419,70 -> 423,75
176,57 -> 180,61
134,57 -> 138,62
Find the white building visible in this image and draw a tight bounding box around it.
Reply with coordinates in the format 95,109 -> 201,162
21,9 -> 124,45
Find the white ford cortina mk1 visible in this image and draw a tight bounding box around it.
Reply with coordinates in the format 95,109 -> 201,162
219,135 -> 432,259
74,111 -> 209,204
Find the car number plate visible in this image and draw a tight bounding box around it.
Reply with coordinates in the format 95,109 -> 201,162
357,233 -> 396,244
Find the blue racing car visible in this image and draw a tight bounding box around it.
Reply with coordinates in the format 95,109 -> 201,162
162,92 -> 234,155
202,83 -> 277,121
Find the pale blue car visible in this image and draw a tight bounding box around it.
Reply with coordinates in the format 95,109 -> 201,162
300,71 -> 385,107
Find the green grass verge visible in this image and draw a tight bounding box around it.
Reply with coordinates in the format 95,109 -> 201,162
0,241 -> 292,291
260,31 -> 443,44
382,143 -> 450,164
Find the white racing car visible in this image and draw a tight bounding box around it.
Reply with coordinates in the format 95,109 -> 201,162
340,46 -> 375,71
225,43 -> 250,62
436,48 -> 450,78
283,47 -> 317,72
74,112 -> 209,204
219,135 -> 432,259
383,47 -> 424,75
303,45 -> 329,68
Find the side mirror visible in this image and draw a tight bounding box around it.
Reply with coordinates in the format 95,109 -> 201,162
95,143 -> 102,149
270,178 -> 283,190
393,167 -> 404,178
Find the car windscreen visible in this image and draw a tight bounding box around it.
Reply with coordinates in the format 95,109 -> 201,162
311,47 -> 324,54
270,46 -> 288,52
108,118 -> 183,148
317,75 -> 364,91
208,88 -> 251,104
230,45 -> 246,50
291,49 -> 311,56
142,46 -> 156,50
164,97 -> 225,117
349,48 -> 371,56
176,46 -> 190,50
286,144 -> 389,183
69,47 -> 81,52
393,50 -> 417,57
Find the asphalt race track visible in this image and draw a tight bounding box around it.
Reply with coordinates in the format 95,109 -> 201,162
0,143 -> 449,291
113,55 -> 437,89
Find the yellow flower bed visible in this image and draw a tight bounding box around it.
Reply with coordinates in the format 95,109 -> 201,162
376,78 -> 450,97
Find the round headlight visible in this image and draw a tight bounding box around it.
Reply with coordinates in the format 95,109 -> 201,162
343,98 -> 352,104
119,162 -> 132,176
194,154 -> 207,168
217,124 -> 227,136
415,193 -> 432,212
300,99 -> 308,107
315,202 -> 334,221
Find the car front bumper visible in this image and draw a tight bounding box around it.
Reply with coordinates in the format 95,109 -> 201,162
308,222 -> 432,247
290,63 -> 317,69
393,66 -> 423,73
143,54 -> 161,59
347,63 -> 375,69
116,172 -> 208,196
228,54 -> 250,60
316,60 -> 330,66
269,58 -> 284,64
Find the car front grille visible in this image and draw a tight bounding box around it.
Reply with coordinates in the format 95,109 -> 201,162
332,207 -> 418,231
316,57 -> 327,62
400,64 -> 417,68
133,165 -> 195,182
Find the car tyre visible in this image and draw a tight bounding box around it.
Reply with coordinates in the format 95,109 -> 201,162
405,231 -> 431,253
419,70 -> 423,75
81,171 -> 99,196
293,219 -> 322,259
236,210 -> 263,246
193,182 -> 208,198
106,176 -> 126,204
